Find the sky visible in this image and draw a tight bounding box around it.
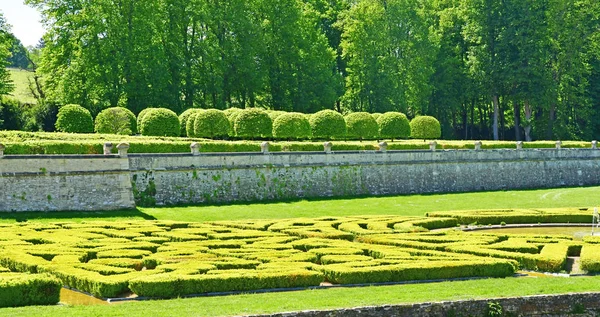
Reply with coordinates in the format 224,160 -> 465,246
0,0 -> 45,47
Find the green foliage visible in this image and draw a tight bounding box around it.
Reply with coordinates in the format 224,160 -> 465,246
94,107 -> 136,135
345,112 -> 379,140
234,108 -> 272,139
178,108 -> 202,137
267,110 -> 287,122
410,116 -> 441,140
55,104 -> 94,133
427,208 -> 593,225
137,108 -> 157,131
0,96 -> 25,130
309,110 -> 346,140
371,113 -> 382,121
0,273 -> 61,308
139,108 -> 180,137
580,245 -> 600,272
272,113 -> 312,140
193,109 -> 230,139
377,112 -> 411,140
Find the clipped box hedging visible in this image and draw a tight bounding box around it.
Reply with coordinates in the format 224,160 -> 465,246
55,104 -> 94,133
345,112 -> 379,140
95,107 -> 137,135
309,110 -> 346,140
234,108 -> 272,139
136,107 -> 157,131
580,245 -> 600,272
193,109 -> 230,139
178,108 -> 203,137
427,208 -> 593,225
0,273 -> 62,308
377,112 -> 410,140
140,108 -> 181,137
410,116 -> 441,140
273,112 -> 312,140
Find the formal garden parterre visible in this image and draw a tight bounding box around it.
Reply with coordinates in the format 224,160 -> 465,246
1,208 -> 600,307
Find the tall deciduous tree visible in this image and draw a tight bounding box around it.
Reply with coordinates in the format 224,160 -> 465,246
0,12 -> 14,96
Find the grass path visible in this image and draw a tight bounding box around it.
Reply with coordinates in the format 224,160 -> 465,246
1,186 -> 597,223
6,68 -> 37,104
5,276 -> 600,317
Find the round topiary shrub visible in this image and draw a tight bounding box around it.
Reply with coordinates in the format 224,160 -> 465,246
234,108 -> 272,139
371,113 -> 382,121
267,110 -> 287,122
193,109 -> 230,139
377,112 -> 411,141
224,108 -> 243,137
309,110 -> 346,140
137,108 -> 157,131
273,112 -> 311,140
185,110 -> 204,137
139,108 -> 180,137
410,115 -> 442,139
95,107 -> 137,135
55,104 -> 94,133
179,108 -> 203,137
345,112 -> 378,140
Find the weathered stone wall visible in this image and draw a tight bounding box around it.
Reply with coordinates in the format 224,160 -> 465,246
1,148 -> 600,211
242,292 -> 600,317
129,149 -> 600,206
0,155 -> 134,212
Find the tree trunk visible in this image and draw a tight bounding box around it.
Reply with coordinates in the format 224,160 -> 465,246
547,103 -> 556,140
513,100 -> 521,141
492,95 -> 499,140
524,100 -> 533,142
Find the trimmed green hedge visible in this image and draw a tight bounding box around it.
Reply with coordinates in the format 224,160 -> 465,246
140,108 -> 180,137
0,273 -> 62,308
193,109 -> 230,139
310,110 -> 346,140
136,108 -> 157,131
272,113 -> 312,140
95,107 -> 137,135
410,116 -> 441,140
55,104 -> 94,133
581,245 -> 600,272
378,112 -> 410,140
345,112 -> 378,140
234,108 -> 272,139
179,108 -> 203,137
427,208 -> 594,225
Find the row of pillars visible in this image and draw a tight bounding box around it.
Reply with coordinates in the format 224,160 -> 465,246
0,141 -> 598,159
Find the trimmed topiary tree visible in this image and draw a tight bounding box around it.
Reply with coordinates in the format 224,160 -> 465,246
224,108 -> 243,137
377,112 -> 411,141
371,113 -> 383,121
55,104 -> 94,133
273,112 -> 312,140
234,108 -> 272,139
137,108 -> 157,131
345,112 -> 378,140
179,108 -> 203,137
193,109 -> 230,139
95,107 -> 137,135
410,115 -> 442,139
267,110 -> 287,122
309,109 -> 346,140
140,108 -> 180,137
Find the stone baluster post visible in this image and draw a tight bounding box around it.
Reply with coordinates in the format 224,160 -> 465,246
103,143 -> 113,155
378,142 -> 388,153
117,143 -> 130,158
556,141 -> 562,150
516,141 -> 523,150
593,141 -> 598,150
429,141 -> 437,152
191,143 -> 201,156
324,142 -> 333,154
261,142 -> 270,154
474,141 -> 482,151
0,143 -> 4,158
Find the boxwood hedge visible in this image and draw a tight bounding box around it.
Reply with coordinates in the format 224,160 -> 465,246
193,109 -> 230,139
55,104 -> 94,133
309,110 -> 346,140
345,112 -> 379,140
140,108 -> 180,137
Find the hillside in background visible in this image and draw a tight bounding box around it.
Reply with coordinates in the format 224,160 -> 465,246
6,68 -> 36,104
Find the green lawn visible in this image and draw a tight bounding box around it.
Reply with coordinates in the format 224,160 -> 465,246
6,68 -> 37,104
1,186 -> 600,316
5,276 -> 600,317
1,186 -> 598,224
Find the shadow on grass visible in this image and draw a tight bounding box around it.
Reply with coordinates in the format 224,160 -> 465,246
0,208 -> 157,223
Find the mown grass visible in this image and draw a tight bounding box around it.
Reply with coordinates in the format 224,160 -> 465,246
5,276 -> 600,317
6,68 -> 37,104
0,186 -> 597,224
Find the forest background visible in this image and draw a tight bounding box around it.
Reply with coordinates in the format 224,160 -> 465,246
0,0 -> 599,141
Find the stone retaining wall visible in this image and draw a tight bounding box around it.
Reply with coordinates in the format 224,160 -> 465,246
1,147 -> 600,211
